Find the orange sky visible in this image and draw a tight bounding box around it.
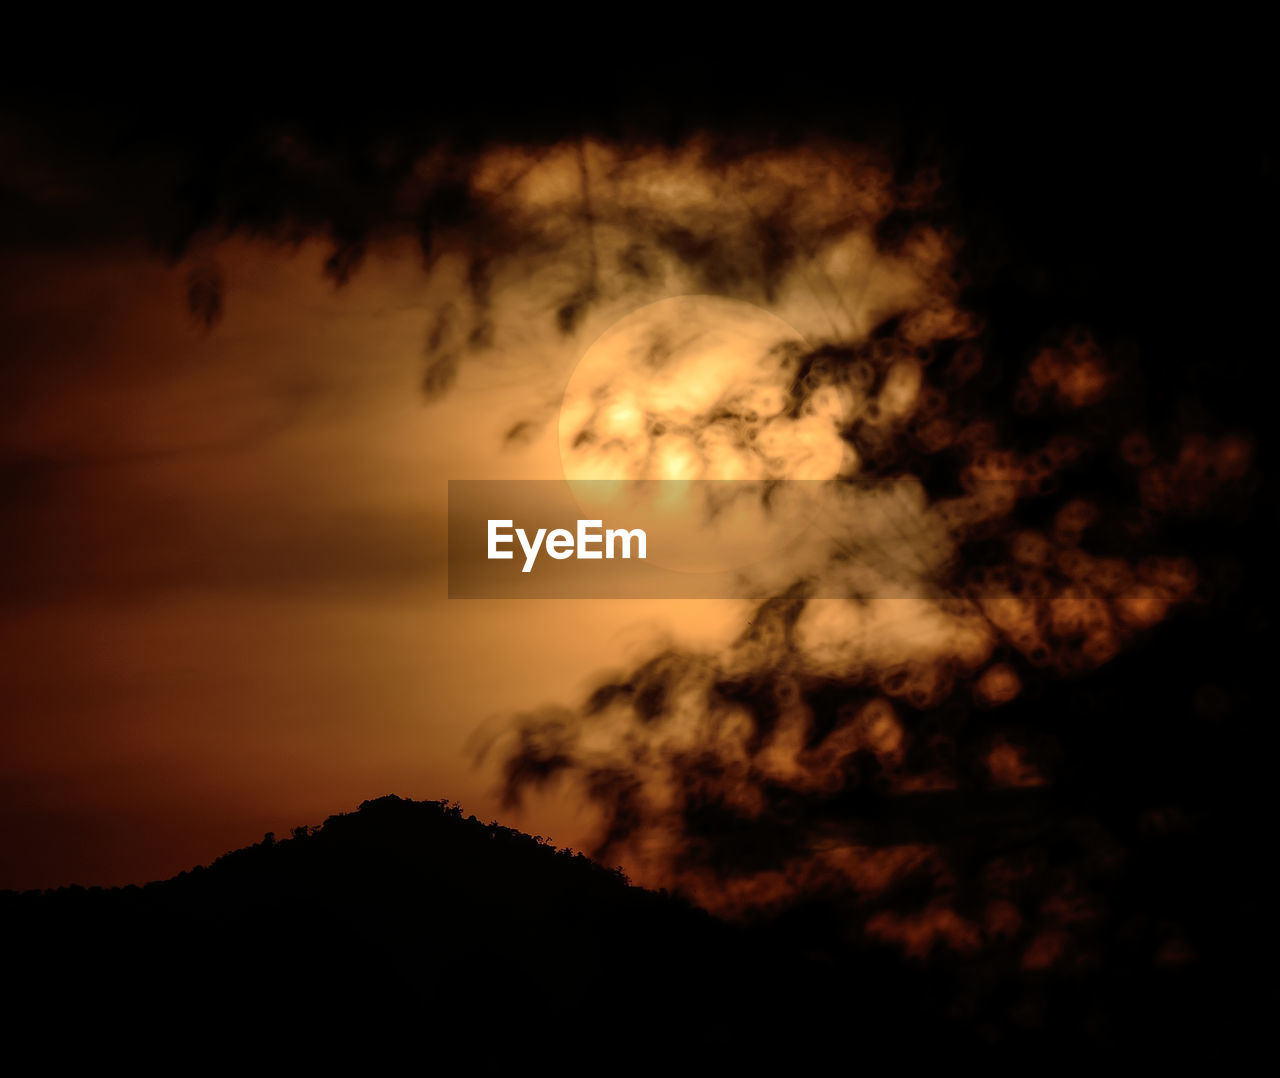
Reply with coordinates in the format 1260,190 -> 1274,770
0,134 -> 1256,920
0,141 -> 954,889
0,235 -> 754,888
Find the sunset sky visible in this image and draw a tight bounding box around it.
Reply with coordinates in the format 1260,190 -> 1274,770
1,75 -> 1272,975
0,232 -> 767,886
0,135 -> 955,886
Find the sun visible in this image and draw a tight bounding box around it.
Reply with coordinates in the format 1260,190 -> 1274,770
558,295 -> 845,483
557,295 -> 845,574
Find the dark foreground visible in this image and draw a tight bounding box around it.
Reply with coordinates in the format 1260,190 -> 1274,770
1,794 -> 1263,1068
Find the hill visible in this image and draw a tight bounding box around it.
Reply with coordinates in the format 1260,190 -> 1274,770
0,794 -> 1258,1067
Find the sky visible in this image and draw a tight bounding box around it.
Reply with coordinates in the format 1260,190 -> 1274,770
0,232 -> 758,886
0,130 -> 946,886
0,80 -> 1272,993
0,130 -> 958,888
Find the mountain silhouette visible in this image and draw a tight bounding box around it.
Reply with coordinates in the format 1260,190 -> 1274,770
0,794 -> 1260,1068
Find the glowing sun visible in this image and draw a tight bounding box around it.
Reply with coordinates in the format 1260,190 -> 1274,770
558,295 -> 846,483
558,295 -> 845,574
